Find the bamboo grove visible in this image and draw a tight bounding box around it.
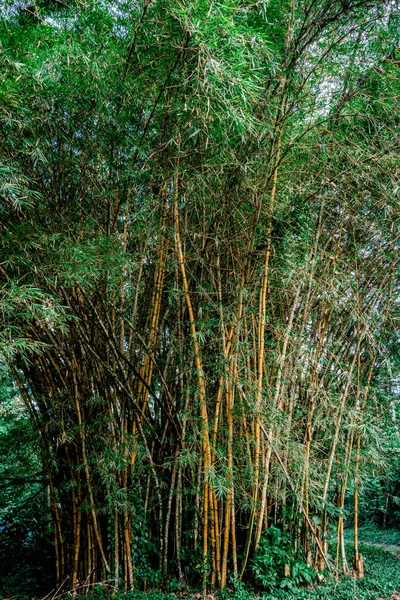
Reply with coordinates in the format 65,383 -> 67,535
1,0 -> 399,593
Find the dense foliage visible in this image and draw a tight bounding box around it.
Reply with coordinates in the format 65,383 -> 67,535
0,0 -> 399,596
0,368 -> 53,596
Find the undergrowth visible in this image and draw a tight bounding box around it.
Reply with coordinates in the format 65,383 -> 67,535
70,542 -> 400,600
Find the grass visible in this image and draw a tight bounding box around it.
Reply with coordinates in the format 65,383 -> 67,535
344,524 -> 400,548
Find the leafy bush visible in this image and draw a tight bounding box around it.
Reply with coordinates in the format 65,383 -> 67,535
250,526 -> 315,591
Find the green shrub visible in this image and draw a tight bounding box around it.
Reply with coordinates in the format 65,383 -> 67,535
250,526 -> 315,592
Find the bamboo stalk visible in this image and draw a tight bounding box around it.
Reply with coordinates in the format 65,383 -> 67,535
174,169 -> 213,592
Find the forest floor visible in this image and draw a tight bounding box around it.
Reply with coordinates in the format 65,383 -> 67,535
75,535 -> 400,600
3,529 -> 400,600
363,540 -> 400,555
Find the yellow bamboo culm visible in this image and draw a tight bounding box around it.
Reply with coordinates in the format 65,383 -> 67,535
174,169 -> 213,592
